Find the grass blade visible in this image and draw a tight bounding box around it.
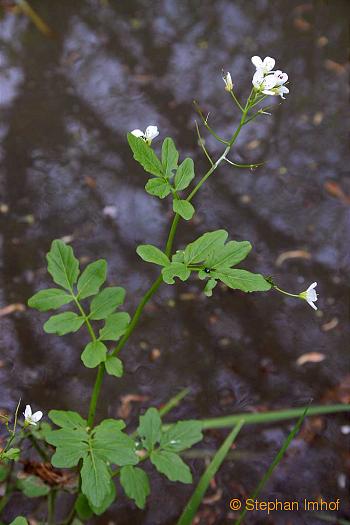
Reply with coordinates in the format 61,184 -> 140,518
235,407 -> 309,525
199,404 -> 349,429
177,419 -> 244,525
159,388 -> 190,418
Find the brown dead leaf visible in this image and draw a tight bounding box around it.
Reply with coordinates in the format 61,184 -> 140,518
324,59 -> 347,75
293,17 -> 311,31
324,181 -> 350,204
84,176 -> 96,189
316,36 -> 328,47
149,348 -> 161,361
296,352 -> 326,366
321,317 -> 339,332
203,488 -> 223,505
22,460 -> 76,488
275,249 -> 311,267
117,394 -> 149,419
322,375 -> 350,404
246,139 -> 261,151
0,303 -> 25,317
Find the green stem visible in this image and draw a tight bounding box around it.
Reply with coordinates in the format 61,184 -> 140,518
274,286 -> 300,299
48,490 -> 56,525
73,296 -> 96,341
87,363 -> 105,427
86,91 -> 255,428
230,90 -> 244,112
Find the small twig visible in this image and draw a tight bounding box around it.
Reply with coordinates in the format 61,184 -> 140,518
193,101 -> 229,145
195,121 -> 214,166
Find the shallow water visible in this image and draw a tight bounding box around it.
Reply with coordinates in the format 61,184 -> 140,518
0,0 -> 349,523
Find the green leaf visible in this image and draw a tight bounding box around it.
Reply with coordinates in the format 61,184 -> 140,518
89,287 -> 125,320
137,408 -> 162,451
81,341 -> 107,368
43,312 -> 84,335
28,288 -> 73,311
161,262 -> 191,285
212,269 -> 272,292
177,421 -> 244,525
9,518 -> 28,525
0,464 -> 9,482
92,420 -> 138,466
173,200 -> 195,220
160,421 -> 203,452
48,410 -> 87,430
77,260 -> 107,299
145,177 -> 172,199
162,137 -> 179,179
2,448 -> 20,461
45,428 -> 89,468
206,240 -> 252,269
136,244 -> 170,266
127,133 -> 164,177
75,494 -> 93,520
120,466 -> 150,509
99,312 -> 130,341
105,356 -> 123,377
88,480 -> 116,515
184,230 -> 228,265
17,475 -> 50,497
46,239 -> 80,291
81,455 -> 111,509
150,450 -> 192,483
174,158 -> 195,191
204,278 -> 217,297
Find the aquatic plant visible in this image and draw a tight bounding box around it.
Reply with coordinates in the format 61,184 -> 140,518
0,56 -> 345,524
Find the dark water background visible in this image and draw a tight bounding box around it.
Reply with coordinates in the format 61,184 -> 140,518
0,0 -> 349,523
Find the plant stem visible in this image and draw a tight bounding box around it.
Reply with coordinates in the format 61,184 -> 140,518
86,94 -> 254,428
48,490 -> 56,525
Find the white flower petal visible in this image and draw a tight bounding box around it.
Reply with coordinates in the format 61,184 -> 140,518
262,74 -> 278,90
32,411 -> 43,423
145,125 -> 159,140
307,299 -> 318,310
252,70 -> 264,87
274,70 -> 288,85
24,405 -> 32,419
223,71 -> 233,90
263,56 -> 275,72
131,129 -> 144,138
307,282 -> 317,291
251,56 -> 263,68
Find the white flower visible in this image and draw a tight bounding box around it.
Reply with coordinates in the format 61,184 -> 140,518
252,71 -> 276,90
24,405 -> 43,426
252,69 -> 289,99
223,71 -> 233,91
251,56 -> 276,75
299,282 -> 318,310
131,125 -> 159,145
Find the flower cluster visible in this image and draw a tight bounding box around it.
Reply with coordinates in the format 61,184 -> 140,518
251,56 -> 289,99
131,125 -> 159,145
